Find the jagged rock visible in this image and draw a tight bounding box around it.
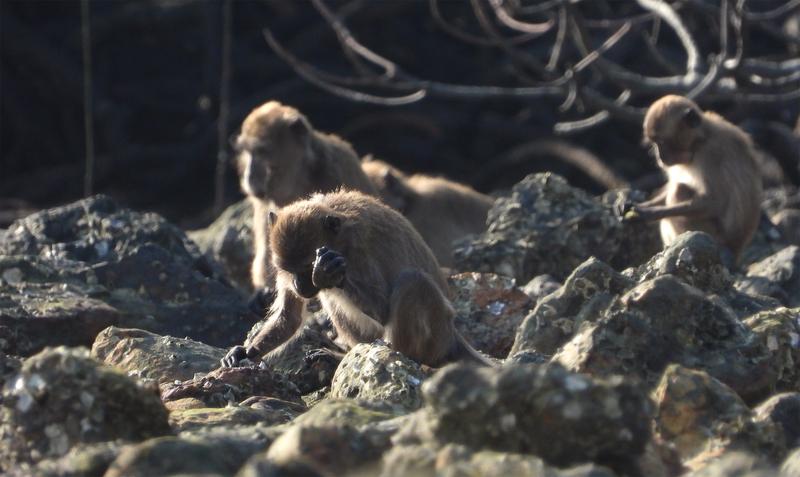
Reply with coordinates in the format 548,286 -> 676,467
743,308 -> 800,393
0,196 -> 259,355
632,232 -> 731,294
781,448 -> 800,476
554,275 -> 777,403
0,352 -> 21,387
169,399 -> 304,433
0,347 -> 171,469
291,399 -> 398,428
188,200 -> 254,293
104,435 -> 266,477
161,366 -> 302,408
330,342 -> 426,413
652,365 -> 784,465
772,209 -> 800,246
754,393 -> 800,450
448,272 -> 532,358
521,274 -> 562,302
4,441 -> 127,477
737,246 -> 800,306
452,173 -> 657,283
91,327 -> 225,385
686,452 -> 775,477
511,257 -> 632,356
381,443 -> 618,477
398,362 -> 652,472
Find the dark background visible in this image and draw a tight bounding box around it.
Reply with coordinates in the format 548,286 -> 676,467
2,0 -> 798,228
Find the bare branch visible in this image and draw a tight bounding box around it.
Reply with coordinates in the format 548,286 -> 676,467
489,0 -> 556,34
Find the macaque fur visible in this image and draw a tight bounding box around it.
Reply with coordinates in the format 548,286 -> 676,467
362,158 -> 494,267
234,101 -> 377,291
633,95 -> 762,263
221,190 -> 489,367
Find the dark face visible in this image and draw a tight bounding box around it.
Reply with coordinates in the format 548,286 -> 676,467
234,124 -> 309,205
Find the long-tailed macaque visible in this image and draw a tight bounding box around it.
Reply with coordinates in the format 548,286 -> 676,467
221,190 -> 490,368
629,95 -> 762,264
361,157 -> 494,267
233,101 -> 376,299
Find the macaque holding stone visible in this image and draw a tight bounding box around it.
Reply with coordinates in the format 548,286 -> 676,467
626,95 -> 762,264
221,190 -> 490,368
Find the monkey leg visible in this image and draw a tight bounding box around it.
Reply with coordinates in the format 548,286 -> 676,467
384,269 -> 457,367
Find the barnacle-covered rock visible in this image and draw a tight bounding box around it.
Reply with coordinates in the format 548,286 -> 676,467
448,272 -> 532,358
753,393 -> 800,450
329,342 -> 426,413
0,347 -> 171,469
737,246 -> 800,307
91,326 -> 225,385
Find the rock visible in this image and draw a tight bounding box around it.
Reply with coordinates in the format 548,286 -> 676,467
104,435 -> 265,477
743,308 -> 800,394
291,399 -> 398,428
161,366 -> 302,408
6,441 -> 126,477
0,352 -> 21,387
521,274 -> 561,302
453,173 -> 655,283
737,246 -> 800,306
0,347 -> 171,468
754,393 -> 800,449
188,200 -> 254,293
511,257 -> 632,356
554,275 -> 777,404
401,362 -> 652,472
448,272 -> 533,358
381,443 -> 618,477
781,448 -> 800,476
652,365 -> 783,464
0,195 -> 260,355
686,452 -> 775,477
169,400 -> 304,433
772,209 -> 800,246
632,232 -> 731,294
91,327 -> 225,385
330,342 -> 426,413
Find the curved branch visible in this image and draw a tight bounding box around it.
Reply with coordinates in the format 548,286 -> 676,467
488,0 -> 556,34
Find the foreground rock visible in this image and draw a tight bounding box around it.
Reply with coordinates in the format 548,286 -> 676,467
652,365 -> 784,466
448,272 -> 532,358
394,362 -> 652,473
0,195 -> 259,355
0,347 -> 171,470
737,246 -> 800,307
91,326 -> 226,384
188,200 -> 254,293
452,173 -> 660,282
330,342 -> 426,413
161,365 -> 302,408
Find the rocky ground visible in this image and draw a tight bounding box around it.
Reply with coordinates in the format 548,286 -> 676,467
3,173 -> 800,476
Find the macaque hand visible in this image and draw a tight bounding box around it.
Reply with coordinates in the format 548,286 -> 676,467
312,247 -> 347,289
221,345 -> 249,368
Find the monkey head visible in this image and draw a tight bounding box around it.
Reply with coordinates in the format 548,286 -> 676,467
268,200 -> 346,298
362,158 -> 412,213
234,101 -> 314,205
643,95 -> 705,167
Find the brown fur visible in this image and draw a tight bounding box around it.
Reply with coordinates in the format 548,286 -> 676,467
233,190 -> 489,367
636,95 -> 762,263
362,158 -> 494,267
233,101 -> 377,289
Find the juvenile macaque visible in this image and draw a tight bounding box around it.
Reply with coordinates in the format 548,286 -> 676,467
628,95 -> 762,264
221,190 -> 490,368
233,101 -> 377,298
362,157 -> 493,267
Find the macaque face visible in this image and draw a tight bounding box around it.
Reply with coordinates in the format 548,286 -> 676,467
646,105 -> 703,168
235,131 -> 307,205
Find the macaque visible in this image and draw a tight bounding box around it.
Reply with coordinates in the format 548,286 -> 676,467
361,157 -> 494,267
221,190 -> 490,368
233,101 -> 377,300
629,95 -> 762,264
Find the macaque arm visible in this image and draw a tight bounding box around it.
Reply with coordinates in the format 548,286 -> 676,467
244,286 -> 304,361
636,197 -> 711,221
638,187 -> 668,208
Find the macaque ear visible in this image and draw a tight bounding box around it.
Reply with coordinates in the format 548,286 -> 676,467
683,107 -> 702,129
268,211 -> 278,228
322,215 -> 342,234
286,114 -> 310,139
